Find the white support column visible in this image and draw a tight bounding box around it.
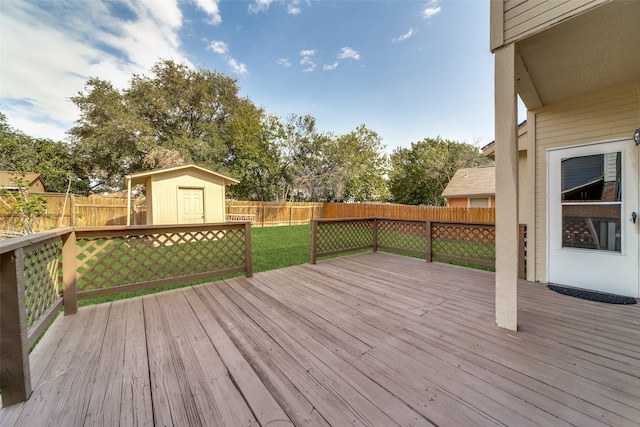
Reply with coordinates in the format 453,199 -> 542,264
494,43 -> 519,331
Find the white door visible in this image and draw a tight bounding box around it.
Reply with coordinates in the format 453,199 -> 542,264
548,139 -> 639,297
178,188 -> 204,224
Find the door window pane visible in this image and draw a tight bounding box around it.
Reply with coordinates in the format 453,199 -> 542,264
561,152 -> 621,252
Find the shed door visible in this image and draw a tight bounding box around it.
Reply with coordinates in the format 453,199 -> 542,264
548,139 -> 639,297
178,188 -> 204,224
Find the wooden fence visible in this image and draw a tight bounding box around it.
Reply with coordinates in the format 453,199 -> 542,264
2,195 -> 495,233
323,203 -> 495,223
0,193 -> 146,232
225,201 -> 325,227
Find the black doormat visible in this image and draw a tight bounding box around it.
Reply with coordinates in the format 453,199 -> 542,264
547,285 -> 637,304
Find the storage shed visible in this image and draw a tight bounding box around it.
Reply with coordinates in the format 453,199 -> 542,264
125,165 -> 239,225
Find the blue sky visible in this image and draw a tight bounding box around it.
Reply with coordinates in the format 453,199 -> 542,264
0,0 -> 502,152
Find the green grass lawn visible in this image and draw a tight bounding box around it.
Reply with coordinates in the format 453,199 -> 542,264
252,224 -> 311,272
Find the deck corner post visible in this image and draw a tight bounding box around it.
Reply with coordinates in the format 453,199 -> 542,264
425,221 -> 433,262
0,248 -> 32,406
244,222 -> 253,278
62,230 -> 78,315
372,218 -> 378,253
494,42 -> 519,331
310,220 -> 317,264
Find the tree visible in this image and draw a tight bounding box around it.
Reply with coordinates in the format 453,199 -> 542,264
328,125 -> 389,202
389,137 -> 490,205
69,59 -> 262,191
0,113 -> 90,194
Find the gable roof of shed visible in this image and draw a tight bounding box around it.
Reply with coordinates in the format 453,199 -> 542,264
0,171 -> 47,191
126,164 -> 239,186
441,165 -> 495,199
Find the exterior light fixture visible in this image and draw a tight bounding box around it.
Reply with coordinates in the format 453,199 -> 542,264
635,128 -> 640,145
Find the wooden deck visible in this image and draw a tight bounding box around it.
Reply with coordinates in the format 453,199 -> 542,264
1,252 -> 639,426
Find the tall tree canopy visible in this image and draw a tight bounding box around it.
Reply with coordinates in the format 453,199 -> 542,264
388,137 -> 490,206
68,59 -> 393,201
69,59 -> 268,191
0,113 -> 89,194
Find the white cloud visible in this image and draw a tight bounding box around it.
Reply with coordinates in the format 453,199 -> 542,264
337,47 -> 360,61
249,0 -> 275,13
323,62 -> 338,71
191,0 -> 222,25
287,5 -> 301,15
299,50 -> 315,69
392,28 -> 415,43
423,0 -> 441,19
0,0 -> 189,141
249,0 -> 307,15
208,40 -> 248,76
276,58 -> 292,67
208,40 -> 229,55
227,58 -> 248,75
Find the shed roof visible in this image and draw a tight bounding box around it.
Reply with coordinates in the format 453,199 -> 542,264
441,166 -> 495,199
126,164 -> 239,186
0,171 -> 47,191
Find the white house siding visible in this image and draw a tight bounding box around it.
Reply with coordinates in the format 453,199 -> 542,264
532,80 -> 640,282
502,0 -> 608,46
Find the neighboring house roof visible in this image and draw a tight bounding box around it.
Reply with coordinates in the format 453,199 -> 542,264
126,164 -> 240,186
441,165 -> 495,199
0,171 -> 47,192
481,120 -> 528,158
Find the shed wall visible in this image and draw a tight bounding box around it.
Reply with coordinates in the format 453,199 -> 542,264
149,169 -> 227,225
533,80 -> 640,282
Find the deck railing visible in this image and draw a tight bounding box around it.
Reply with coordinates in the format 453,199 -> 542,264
311,218 -> 526,276
0,222 -> 252,407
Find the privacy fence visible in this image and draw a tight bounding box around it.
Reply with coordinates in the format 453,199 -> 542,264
0,193 -> 146,232
1,195 -> 495,233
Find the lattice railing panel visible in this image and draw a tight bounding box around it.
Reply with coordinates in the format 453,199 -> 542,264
76,228 -> 246,292
316,220 -> 374,255
377,220 -> 427,253
23,238 -> 61,328
432,224 -> 496,263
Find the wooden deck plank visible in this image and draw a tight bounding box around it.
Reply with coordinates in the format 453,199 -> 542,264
216,278 -> 405,426
256,269 -> 505,426
145,290 -> 258,426
224,276 -> 435,426
196,282 -> 331,426
182,286 -> 293,426
83,298 -> 152,426
13,303 -> 110,426
3,252 -> 639,426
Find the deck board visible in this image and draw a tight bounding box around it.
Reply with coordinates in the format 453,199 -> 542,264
2,252 -> 639,426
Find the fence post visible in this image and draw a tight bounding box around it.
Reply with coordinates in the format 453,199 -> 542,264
244,222 -> 253,278
0,247 -> 32,406
310,220 -> 317,264
62,230 -> 78,315
425,221 -> 433,262
372,218 -> 378,253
